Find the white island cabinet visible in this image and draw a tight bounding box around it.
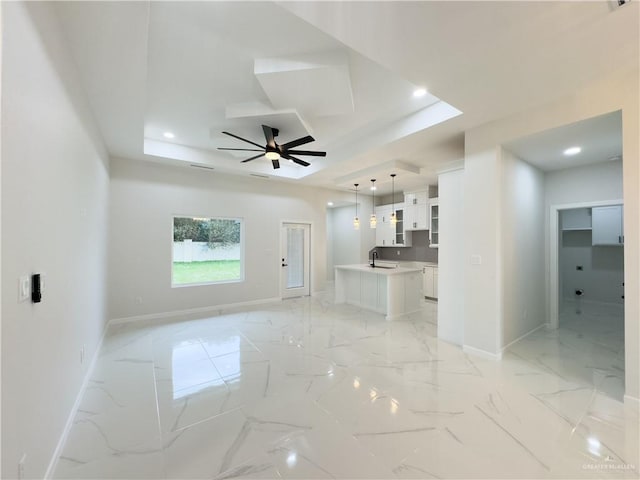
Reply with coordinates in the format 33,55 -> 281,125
334,265 -> 422,320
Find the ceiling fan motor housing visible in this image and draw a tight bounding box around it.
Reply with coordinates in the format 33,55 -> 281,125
219,124 -> 324,169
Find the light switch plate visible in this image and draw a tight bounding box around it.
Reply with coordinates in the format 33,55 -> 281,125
18,276 -> 30,302
470,254 -> 482,265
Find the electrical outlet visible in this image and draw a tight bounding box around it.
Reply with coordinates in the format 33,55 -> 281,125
397,250 -> 400,256
18,276 -> 30,303
18,453 -> 26,480
576,265 -> 583,271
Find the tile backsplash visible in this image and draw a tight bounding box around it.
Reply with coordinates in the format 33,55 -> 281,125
372,230 -> 438,263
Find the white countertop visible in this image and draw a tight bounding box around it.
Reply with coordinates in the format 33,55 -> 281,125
335,264 -> 422,276
401,261 -> 438,267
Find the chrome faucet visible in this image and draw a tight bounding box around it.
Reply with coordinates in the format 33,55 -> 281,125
370,250 -> 379,268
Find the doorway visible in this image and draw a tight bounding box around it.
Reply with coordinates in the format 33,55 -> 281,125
548,200 -> 625,400
281,223 -> 311,298
549,200 -> 624,329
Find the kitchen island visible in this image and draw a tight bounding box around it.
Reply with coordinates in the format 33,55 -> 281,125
334,264 -> 423,320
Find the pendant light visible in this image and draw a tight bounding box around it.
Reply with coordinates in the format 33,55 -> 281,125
390,174 -> 397,227
353,183 -> 360,230
370,179 -> 377,229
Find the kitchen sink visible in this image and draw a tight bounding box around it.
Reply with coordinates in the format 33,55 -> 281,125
369,263 -> 398,269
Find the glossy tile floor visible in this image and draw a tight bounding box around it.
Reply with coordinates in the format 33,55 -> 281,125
54,295 -> 638,479
509,300 -> 626,402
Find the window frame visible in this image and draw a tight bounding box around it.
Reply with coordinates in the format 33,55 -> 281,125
171,214 -> 245,288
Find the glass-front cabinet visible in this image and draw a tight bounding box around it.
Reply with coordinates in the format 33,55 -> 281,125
375,205 -> 410,246
429,199 -> 439,248
394,209 -> 404,245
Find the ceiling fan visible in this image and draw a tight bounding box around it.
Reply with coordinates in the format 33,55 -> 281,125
218,125 -> 326,169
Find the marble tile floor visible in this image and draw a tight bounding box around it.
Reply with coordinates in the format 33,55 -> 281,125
54,295 -> 638,479
508,300 -> 625,402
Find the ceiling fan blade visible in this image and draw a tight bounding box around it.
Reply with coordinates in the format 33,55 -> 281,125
281,135 -> 315,150
241,153 -> 265,163
282,153 -> 310,167
286,150 -> 326,157
272,159 -> 280,169
218,147 -> 264,152
262,125 -> 276,148
222,131 -> 264,149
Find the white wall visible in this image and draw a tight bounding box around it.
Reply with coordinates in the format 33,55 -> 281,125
461,146 -> 545,355
500,148 -> 545,346
546,160 -> 623,206
1,3 -> 110,478
462,146 -> 502,355
0,4 -> 4,478
463,67 -> 639,400
559,227 -> 624,305
437,168 -> 465,345
327,206 -> 359,280
326,203 -> 375,281
109,159 -> 348,320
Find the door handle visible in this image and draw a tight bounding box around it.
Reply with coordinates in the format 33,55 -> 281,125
282,264 -> 288,267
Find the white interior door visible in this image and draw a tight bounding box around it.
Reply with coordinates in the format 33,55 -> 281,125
281,223 -> 310,298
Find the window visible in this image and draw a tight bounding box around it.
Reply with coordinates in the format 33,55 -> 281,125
172,216 -> 243,286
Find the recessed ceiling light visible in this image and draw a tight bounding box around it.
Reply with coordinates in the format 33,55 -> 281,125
563,146 -> 581,156
163,132 -> 175,139
413,88 -> 427,98
327,202 -> 334,206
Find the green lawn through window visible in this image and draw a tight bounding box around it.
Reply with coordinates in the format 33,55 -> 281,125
172,260 -> 241,285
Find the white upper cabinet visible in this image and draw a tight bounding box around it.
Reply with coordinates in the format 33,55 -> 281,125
375,204 -> 409,246
592,205 -> 623,246
404,190 -> 429,230
374,205 -> 393,246
405,191 -> 428,205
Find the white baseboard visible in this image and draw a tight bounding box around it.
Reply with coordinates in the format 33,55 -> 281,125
44,324 -> 108,479
501,323 -> 546,353
463,344 -> 503,360
109,297 -> 282,326
624,394 -> 640,411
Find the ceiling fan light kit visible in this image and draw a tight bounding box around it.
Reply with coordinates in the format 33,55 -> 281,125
218,124 -> 326,170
